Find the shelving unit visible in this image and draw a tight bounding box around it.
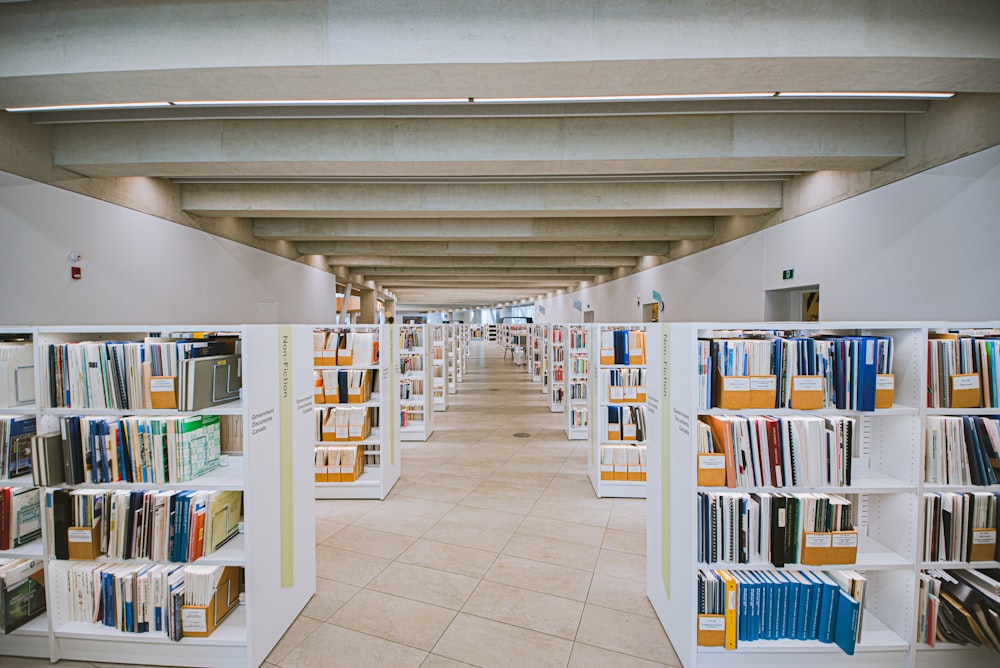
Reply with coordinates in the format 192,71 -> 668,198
549,325 -> 565,413
7,325 -> 315,668
310,325 -> 399,500
447,324 -> 458,394
589,324 -> 654,499
648,321 -> 1000,668
565,325 -> 590,441
530,324 -> 545,384
430,325 -> 449,411
398,324 -> 433,442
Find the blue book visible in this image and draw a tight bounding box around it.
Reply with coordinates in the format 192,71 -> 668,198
102,570 -> 115,627
744,571 -> 763,641
796,571 -> 815,640
833,588 -> 860,655
802,571 -> 825,640
814,572 -> 840,644
759,571 -> 778,640
785,571 -> 801,640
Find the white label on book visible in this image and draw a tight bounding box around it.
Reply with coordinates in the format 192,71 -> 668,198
623,424 -> 637,438
805,534 -> 832,548
150,377 -> 175,392
625,387 -> 638,400
699,616 -> 725,631
699,455 -> 726,470
600,348 -> 614,359
793,376 -> 823,392
629,348 -> 643,358
750,376 -> 776,391
973,529 -> 997,545
723,377 -> 750,392
832,533 -> 858,548
181,607 -> 208,633
611,387 -> 624,400
953,375 -> 980,390
777,509 -> 786,527
728,591 -> 736,609
876,375 -> 895,390
68,529 -> 92,543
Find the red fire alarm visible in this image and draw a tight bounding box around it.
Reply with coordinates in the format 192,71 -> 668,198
71,266 -> 82,280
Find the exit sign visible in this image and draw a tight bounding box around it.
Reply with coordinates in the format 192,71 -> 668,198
782,268 -> 794,280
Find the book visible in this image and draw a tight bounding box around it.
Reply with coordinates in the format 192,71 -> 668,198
0,558 -> 46,633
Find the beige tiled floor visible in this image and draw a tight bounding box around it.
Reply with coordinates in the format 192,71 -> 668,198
11,341 -> 678,668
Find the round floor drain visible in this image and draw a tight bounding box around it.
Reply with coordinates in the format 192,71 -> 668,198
513,432 -> 531,438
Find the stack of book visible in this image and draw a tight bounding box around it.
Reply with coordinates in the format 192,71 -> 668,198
0,486 -> 41,549
314,330 -> 379,367
314,445 -> 364,482
0,558 -> 45,633
598,444 -> 646,481
928,329 -> 1000,408
922,492 -> 999,562
698,568 -> 865,654
46,488 -> 241,562
925,416 -> 1000,485
0,341 -> 34,408
918,568 -> 1000,650
0,415 -> 35,479
316,406 -> 376,442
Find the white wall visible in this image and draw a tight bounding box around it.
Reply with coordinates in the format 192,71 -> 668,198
0,172 -> 340,325
538,145 -> 1000,323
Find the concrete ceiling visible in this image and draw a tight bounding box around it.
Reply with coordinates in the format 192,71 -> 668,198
2,0 -> 999,312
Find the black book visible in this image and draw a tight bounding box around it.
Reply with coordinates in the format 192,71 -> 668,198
963,417 -> 989,486
51,489 -> 72,560
770,494 -> 787,567
337,370 -> 349,406
784,496 -> 799,564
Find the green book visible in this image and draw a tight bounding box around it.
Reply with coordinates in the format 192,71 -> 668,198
0,558 -> 45,633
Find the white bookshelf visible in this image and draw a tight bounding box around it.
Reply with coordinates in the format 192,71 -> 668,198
310,324 -> 399,500
565,325 -> 590,441
530,324 -> 544,384
589,324 -> 654,499
398,325 -> 433,442
549,325 -> 566,413
447,324 -> 458,394
430,325 -> 449,411
648,321 -> 1000,668
12,324 -> 316,668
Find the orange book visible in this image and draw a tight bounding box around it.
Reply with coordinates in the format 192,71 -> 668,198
702,415 -> 737,488
189,507 -> 207,561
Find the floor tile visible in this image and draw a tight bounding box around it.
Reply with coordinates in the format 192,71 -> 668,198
315,545 -> 391,587
352,507 -> 440,538
330,589 -> 457,651
320,524 -> 417,559
517,515 -> 607,547
397,481 -> 472,503
442,503 -> 526,531
420,655 -> 478,668
278,622 -> 427,667
595,548 -> 646,582
418,472 -> 483,491
368,561 -> 480,610
300,577 -> 360,621
265,616 -> 321,664
314,519 -> 346,544
586,573 -> 657,618
603,528 -> 646,555
484,554 -> 593,602
314,499 -> 380,524
568,642 -> 674,667
377,494 -> 458,520
422,518 -> 516,552
398,538 -> 499,578
462,579 -> 584,639
575,605 -> 677,665
502,531 -> 601,570
459,489 -> 538,514
433,613 -> 574,668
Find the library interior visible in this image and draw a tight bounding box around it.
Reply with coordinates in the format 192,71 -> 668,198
1,2 -> 1000,668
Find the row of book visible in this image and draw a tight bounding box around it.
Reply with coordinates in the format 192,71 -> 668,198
568,328 -> 587,349
399,354 -> 424,374
698,414 -> 856,489
314,444 -> 365,482
313,330 -> 378,367
313,369 -> 376,405
919,568 -> 1000,651
0,341 -> 34,408
1,486 -> 41,549
1,415 -> 34,479
43,335 -> 241,411
569,355 -> 588,376
552,367 -> 564,383
925,415 -> 1000,485
316,406 -> 377,442
569,381 -> 588,401
551,347 -> 564,363
698,568 -> 865,655
605,405 -> 647,442
399,378 -> 425,400
568,407 -> 589,428
551,387 -> 564,404
598,328 -> 646,366
551,328 -> 564,344
699,333 -> 893,412
698,492 -> 856,566
61,561 -> 240,640
0,558 -> 45,633
605,368 -> 645,403
47,488 -> 242,562
31,414 -> 226,486
598,444 -> 647,482
400,408 -> 425,428
928,330 -> 1000,408
922,492 -> 999,563
399,329 -> 424,350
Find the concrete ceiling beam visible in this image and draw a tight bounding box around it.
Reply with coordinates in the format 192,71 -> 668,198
184,181 -> 780,217
299,240 -> 667,256
325,255 -> 638,268
254,216 -> 713,241
353,267 -> 611,277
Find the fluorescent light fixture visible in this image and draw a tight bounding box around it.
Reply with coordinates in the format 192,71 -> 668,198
472,93 -> 775,103
171,98 -> 470,106
778,91 -> 954,99
5,101 -> 171,112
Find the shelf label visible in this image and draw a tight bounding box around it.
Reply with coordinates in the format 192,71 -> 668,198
876,375 -> 895,390
699,616 -> 725,631
750,376 -> 776,391
953,374 -> 980,390
296,392 -> 313,416
793,376 -> 823,392
623,424 -> 637,439
973,529 -> 997,545
149,377 -> 175,392
723,377 -> 750,392
625,387 -> 638,400
611,387 -> 624,401
181,607 -> 208,633
805,533 -> 832,548
832,533 -> 858,548
698,455 -> 726,470
278,325 -> 294,588
68,529 -> 92,543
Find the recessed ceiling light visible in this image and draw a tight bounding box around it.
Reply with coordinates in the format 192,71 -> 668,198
778,92 -> 954,99
472,93 -> 775,103
171,98 -> 470,106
